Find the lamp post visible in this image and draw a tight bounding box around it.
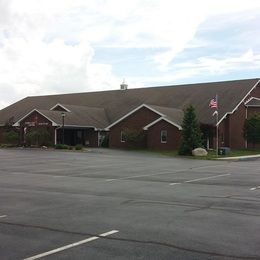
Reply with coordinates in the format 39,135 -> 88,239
61,112 -> 65,145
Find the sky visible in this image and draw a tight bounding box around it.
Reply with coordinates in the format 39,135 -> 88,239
0,0 -> 260,109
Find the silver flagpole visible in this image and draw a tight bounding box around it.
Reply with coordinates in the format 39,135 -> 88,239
216,94 -> 219,157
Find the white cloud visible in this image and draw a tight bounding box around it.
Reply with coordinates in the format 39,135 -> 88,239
0,36 -> 120,97
151,0 -> 260,69
176,49 -> 260,73
128,49 -> 260,85
0,0 -> 260,109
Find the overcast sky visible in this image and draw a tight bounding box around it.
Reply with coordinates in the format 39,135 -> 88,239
1,0 -> 260,109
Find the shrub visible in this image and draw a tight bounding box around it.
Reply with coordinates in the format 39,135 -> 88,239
55,144 -> 69,149
101,135 -> 109,147
75,144 -> 83,150
124,128 -> 145,147
3,130 -> 19,145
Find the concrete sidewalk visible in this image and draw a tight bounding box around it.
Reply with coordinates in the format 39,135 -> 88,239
217,154 -> 260,161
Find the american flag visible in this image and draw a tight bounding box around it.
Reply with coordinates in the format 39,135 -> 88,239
209,96 -> 218,108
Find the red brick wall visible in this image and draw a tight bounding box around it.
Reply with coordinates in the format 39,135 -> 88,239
247,84 -> 260,117
109,107 -> 160,148
228,103 -> 247,149
246,85 -> 260,149
147,120 -> 181,150
20,111 -> 52,127
250,84 -> 260,97
216,84 -> 260,149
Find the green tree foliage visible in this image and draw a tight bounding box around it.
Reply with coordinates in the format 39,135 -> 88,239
124,128 -> 145,147
179,105 -> 203,155
243,114 -> 260,147
3,130 -> 19,145
101,135 -> 109,147
25,128 -> 51,146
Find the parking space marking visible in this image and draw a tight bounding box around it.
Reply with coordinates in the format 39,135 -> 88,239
185,174 -> 230,183
23,230 -> 119,260
105,169 -> 188,182
250,186 -> 260,191
169,174 -> 230,186
0,215 -> 7,218
169,183 -> 181,186
105,164 -> 229,183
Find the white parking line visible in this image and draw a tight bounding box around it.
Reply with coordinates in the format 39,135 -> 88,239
105,164 -> 229,183
169,183 -> 181,186
185,174 -> 230,183
250,186 -> 260,191
0,215 -> 7,218
169,174 -> 231,186
23,230 -> 119,260
105,169 -> 187,182
106,179 -> 116,182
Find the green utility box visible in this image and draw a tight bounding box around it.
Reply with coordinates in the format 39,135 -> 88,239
218,147 -> 231,155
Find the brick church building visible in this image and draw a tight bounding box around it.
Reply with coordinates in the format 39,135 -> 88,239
0,78 -> 260,149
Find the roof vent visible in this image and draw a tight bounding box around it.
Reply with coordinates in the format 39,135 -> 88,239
120,79 -> 128,90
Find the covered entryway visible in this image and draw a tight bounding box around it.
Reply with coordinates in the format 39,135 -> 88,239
56,127 -> 99,147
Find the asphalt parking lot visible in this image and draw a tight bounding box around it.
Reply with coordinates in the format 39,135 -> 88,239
0,148 -> 259,260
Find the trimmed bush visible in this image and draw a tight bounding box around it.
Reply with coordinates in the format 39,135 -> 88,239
3,130 -> 19,145
75,144 -> 83,150
55,144 -> 69,149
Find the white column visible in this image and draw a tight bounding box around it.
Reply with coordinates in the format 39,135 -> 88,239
54,128 -> 57,145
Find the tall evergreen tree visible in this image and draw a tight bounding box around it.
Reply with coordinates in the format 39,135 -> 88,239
179,105 -> 203,155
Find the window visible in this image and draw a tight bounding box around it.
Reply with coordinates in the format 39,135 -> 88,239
121,131 -> 126,142
161,130 -> 167,143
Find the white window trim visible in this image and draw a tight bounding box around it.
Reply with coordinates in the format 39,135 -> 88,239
161,130 -> 167,143
121,131 -> 126,143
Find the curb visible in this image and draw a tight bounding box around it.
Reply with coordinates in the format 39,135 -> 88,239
217,154 -> 260,161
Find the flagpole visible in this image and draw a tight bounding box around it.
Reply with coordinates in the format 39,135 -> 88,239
216,94 -> 219,157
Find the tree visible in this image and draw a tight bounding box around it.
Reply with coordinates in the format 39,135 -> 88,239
179,105 -> 203,155
124,128 -> 145,148
25,128 -> 51,146
243,114 -> 260,148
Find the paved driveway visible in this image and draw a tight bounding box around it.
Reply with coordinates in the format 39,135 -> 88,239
0,148 -> 259,259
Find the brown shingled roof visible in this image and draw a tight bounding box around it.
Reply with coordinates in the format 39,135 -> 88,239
245,97 -> 260,107
148,105 -> 184,126
49,104 -> 109,128
14,105 -> 109,129
0,78 -> 259,128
